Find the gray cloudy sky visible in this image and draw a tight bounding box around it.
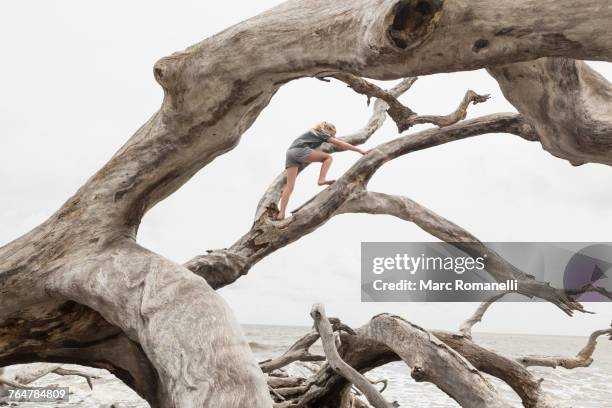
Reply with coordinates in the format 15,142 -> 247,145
1,1 -> 611,336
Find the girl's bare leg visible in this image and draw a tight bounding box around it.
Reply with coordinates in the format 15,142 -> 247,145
305,150 -> 334,186
277,166 -> 299,220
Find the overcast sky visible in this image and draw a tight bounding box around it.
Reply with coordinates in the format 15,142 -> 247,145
1,1 -> 611,336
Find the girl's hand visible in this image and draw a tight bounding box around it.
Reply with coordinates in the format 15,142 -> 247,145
359,148 -> 370,156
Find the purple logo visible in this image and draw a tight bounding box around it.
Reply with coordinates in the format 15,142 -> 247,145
563,244 -> 611,302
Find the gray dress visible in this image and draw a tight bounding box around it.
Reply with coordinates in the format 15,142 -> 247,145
285,130 -> 331,169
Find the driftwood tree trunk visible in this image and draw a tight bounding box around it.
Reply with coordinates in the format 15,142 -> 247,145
3,0 -> 612,407
488,57 -> 612,166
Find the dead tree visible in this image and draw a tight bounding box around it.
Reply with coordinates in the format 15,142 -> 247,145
265,302 -> 611,408
265,275 -> 605,407
2,0 -> 612,406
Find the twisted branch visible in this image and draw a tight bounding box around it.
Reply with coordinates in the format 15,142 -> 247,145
336,190 -> 582,315
260,330 -> 324,374
517,324 -> 612,369
458,293 -> 509,338
185,114 -> 549,295
327,73 -> 491,132
260,318 -> 354,374
254,77 -> 417,221
310,304 -> 398,408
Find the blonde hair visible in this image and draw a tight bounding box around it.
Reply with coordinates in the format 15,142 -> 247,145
313,121 -> 336,136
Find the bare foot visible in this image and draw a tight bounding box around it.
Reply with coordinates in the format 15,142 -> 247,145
318,179 -> 336,186
276,212 -> 285,220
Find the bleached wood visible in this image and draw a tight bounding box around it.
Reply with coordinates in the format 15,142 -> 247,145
517,325 -> 612,369
311,304 -> 398,408
489,58 -> 612,166
458,294 -> 508,338
3,0 -> 612,406
328,73 -> 490,131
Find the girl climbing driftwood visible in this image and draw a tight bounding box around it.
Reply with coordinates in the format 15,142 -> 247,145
277,122 -> 368,220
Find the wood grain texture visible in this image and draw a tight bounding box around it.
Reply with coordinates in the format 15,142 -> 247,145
3,0 -> 612,406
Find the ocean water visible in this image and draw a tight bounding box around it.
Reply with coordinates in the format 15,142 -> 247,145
3,325 -> 611,407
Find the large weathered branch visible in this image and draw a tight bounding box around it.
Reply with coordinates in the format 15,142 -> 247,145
186,114 -> 540,289
253,77 -> 417,222
267,328 -> 561,408
260,330 -> 324,374
5,1 -> 612,406
409,90 -> 491,127
337,190 -> 582,314
489,58 -> 612,166
1,247 -> 272,407
361,315 -> 512,407
326,73 -> 418,132
9,0 -> 606,267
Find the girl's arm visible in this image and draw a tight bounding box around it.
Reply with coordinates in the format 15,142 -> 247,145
327,137 -> 368,155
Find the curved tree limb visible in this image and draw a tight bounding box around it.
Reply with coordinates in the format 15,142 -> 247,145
260,330 -> 325,374
253,77 -> 417,221
302,307 -> 514,408
311,304 -> 398,408
489,58 -> 612,166
434,332 -> 557,408
0,303 -> 163,403
333,78 -> 418,147
567,283 -> 612,302
5,0 -> 612,405
458,293 -> 509,338
273,326 -> 560,408
1,247 -> 271,407
517,324 -> 612,369
336,190 -> 582,315
261,317 -> 355,374
408,90 -> 491,127
361,314 -> 513,408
